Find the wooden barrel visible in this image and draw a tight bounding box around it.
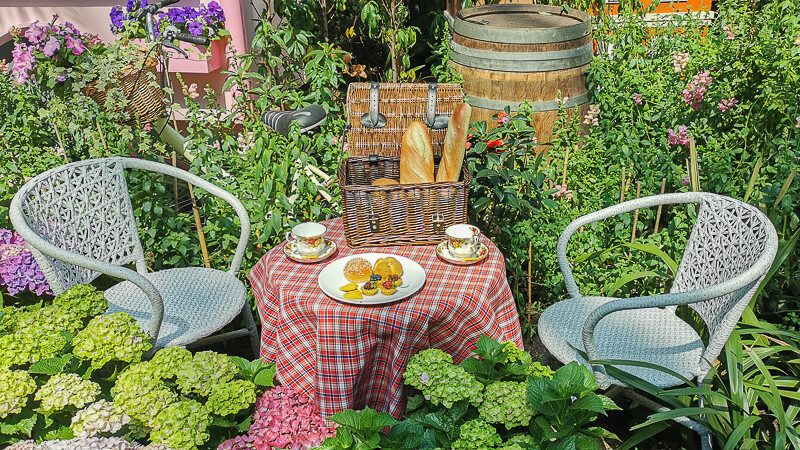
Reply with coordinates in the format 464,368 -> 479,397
450,5 -> 592,144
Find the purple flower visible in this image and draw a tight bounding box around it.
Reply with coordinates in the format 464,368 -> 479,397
10,44 -> 34,83
42,36 -> 61,57
633,93 -> 643,106
24,21 -> 45,44
682,176 -> 691,186
668,125 -> 690,146
54,69 -> 67,82
187,19 -> 204,36
65,35 -> 85,55
0,229 -> 52,296
110,6 -> 125,31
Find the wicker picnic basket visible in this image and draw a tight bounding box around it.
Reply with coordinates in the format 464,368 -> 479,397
339,82 -> 470,247
83,49 -> 165,124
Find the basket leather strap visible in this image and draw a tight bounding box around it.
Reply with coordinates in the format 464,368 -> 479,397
360,82 -> 387,129
427,82 -> 450,129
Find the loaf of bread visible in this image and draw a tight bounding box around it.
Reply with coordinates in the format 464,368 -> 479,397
436,103 -> 472,182
372,178 -> 399,186
399,121 -> 435,184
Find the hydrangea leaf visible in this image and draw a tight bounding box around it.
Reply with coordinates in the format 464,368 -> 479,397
476,334 -> 505,364
253,363 -> 276,387
0,409 -> 37,437
227,355 -> 251,376
28,354 -> 73,376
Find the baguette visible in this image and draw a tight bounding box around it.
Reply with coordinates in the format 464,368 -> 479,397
399,121 -> 435,184
436,103 -> 472,182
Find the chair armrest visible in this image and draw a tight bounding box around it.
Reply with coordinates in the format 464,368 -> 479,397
558,192 -> 704,297
121,157 -> 251,275
8,203 -> 164,340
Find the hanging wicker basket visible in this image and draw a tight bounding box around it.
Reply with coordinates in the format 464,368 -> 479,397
83,48 -> 166,124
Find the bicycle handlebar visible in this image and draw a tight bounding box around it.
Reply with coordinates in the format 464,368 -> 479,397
133,0 -> 180,20
172,33 -> 210,46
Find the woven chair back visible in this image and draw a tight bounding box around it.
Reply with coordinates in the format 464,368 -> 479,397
672,194 -> 772,364
12,159 -> 146,293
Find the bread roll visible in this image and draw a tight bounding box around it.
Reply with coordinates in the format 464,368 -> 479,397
343,257 -> 372,283
372,178 -> 399,186
373,257 -> 403,278
399,121 -> 435,184
436,103 -> 472,182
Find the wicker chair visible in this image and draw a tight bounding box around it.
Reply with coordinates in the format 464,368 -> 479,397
538,192 -> 778,449
10,157 -> 259,354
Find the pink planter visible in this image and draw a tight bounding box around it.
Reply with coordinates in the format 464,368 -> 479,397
166,36 -> 229,73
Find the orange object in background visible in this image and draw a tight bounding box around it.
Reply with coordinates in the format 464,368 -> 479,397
604,0 -> 712,15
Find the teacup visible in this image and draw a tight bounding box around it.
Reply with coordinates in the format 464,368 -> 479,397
286,222 -> 327,257
445,224 -> 480,259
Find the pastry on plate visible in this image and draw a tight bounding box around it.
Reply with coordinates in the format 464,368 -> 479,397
373,257 -> 403,279
361,280 -> 379,296
379,279 -> 397,296
343,290 -> 363,300
343,257 -> 372,283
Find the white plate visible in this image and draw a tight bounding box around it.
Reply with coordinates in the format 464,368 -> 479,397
318,253 -> 426,305
283,239 -> 337,263
436,241 -> 489,265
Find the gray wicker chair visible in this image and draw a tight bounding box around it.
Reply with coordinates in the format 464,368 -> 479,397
10,157 -> 259,354
538,192 -> 778,449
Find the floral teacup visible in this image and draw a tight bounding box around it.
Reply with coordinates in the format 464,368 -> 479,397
286,222 -> 327,257
445,224 -> 480,259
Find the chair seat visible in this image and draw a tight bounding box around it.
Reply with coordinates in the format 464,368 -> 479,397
538,296 -> 705,389
104,267 -> 246,349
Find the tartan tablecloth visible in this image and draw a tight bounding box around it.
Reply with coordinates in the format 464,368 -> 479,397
248,217 -> 523,419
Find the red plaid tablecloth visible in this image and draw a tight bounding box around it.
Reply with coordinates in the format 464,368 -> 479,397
248,217 -> 523,419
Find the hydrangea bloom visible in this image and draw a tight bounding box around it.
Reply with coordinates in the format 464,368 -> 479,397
71,400 -> 131,437
73,313 -> 152,367
0,368 -> 37,418
246,386 -> 334,449
479,381 -> 535,429
0,228 -> 52,296
0,328 -> 70,367
35,373 -> 100,412
451,419 -> 503,449
149,400 -> 211,450
148,346 -> 192,379
206,380 -> 256,416
175,351 -> 238,396
52,284 -> 108,320
404,349 -> 484,408
112,362 -> 178,426
499,434 -> 538,450
7,437 -> 146,449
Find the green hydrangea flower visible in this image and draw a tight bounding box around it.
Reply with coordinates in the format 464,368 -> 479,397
70,400 -> 131,438
498,434 -> 538,450
14,305 -> 84,335
0,368 -> 36,418
0,306 -> 18,332
112,362 -> 178,426
0,329 -> 71,368
451,419 -> 503,449
206,379 -> 256,416
175,351 -> 237,397
53,284 -> 108,320
502,341 -> 527,364
35,373 -> 100,412
479,382 -> 535,429
528,361 -> 555,379
73,313 -> 152,367
149,347 -> 192,380
404,349 -> 483,408
149,400 -> 211,450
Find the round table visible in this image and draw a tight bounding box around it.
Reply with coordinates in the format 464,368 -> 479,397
248,217 -> 523,419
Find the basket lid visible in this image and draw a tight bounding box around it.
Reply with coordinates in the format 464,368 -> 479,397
346,83 -> 464,158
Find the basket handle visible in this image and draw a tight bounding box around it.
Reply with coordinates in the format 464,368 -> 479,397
360,82 -> 387,129
427,83 -> 450,129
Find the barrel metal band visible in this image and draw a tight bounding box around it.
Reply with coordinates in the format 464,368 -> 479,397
454,5 -> 592,44
465,93 -> 589,112
450,42 -> 592,72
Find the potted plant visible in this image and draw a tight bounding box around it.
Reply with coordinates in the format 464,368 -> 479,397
110,0 -> 230,73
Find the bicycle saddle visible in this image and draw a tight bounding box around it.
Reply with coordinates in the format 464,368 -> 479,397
262,104 -> 327,136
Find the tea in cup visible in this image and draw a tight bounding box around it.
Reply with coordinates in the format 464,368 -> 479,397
286,222 -> 327,257
445,224 -> 480,259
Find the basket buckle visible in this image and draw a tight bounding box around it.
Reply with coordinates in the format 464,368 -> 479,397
368,214 -> 380,233
432,213 -> 445,233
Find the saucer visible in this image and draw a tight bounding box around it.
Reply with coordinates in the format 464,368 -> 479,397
436,241 -> 489,265
284,239 -> 337,263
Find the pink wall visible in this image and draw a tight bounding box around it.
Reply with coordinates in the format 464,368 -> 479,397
0,1 -> 249,115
